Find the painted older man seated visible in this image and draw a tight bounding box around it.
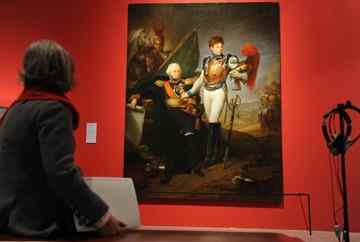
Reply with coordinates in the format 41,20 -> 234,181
129,63 -> 197,115
128,63 -> 204,183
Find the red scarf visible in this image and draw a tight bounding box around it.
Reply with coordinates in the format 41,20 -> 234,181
0,88 -> 79,129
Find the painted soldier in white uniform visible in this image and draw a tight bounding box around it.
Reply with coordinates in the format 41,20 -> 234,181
182,36 -> 259,170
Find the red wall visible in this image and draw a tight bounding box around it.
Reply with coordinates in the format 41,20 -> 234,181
1,0 -> 360,232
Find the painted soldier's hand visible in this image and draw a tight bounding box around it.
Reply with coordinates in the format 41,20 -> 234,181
181,92 -> 189,99
184,78 -> 194,85
128,94 -> 141,109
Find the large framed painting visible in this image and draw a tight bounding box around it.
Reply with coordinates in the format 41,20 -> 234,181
124,3 -> 282,204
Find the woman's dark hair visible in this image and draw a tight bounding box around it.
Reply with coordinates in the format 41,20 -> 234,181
19,40 -> 75,94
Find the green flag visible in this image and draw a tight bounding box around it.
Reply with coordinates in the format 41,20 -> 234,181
158,31 -> 199,77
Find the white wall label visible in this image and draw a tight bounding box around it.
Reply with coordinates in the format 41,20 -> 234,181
86,122 -> 97,144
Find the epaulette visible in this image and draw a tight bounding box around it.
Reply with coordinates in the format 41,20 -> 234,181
202,56 -> 211,70
226,54 -> 236,65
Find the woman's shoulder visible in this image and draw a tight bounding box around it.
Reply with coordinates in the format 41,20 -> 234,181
14,100 -> 73,125
7,100 -> 68,118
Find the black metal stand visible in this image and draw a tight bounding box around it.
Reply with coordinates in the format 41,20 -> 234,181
328,101 -> 360,242
338,104 -> 350,242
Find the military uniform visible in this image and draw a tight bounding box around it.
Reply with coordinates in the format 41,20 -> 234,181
187,54 -> 248,166
131,76 -> 203,183
155,78 -> 198,134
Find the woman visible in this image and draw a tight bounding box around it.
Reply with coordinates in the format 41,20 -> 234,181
0,40 -> 125,237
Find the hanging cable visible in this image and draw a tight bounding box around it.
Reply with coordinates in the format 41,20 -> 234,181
298,195 -> 309,233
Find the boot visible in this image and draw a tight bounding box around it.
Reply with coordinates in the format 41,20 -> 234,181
210,122 -> 222,163
203,123 -> 215,168
185,133 -> 205,177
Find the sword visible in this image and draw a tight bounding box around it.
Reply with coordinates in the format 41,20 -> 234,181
223,95 -> 240,169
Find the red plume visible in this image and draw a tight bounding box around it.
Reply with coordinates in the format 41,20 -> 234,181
241,43 -> 260,92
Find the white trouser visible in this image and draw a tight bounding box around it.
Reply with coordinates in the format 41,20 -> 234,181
203,87 -> 225,123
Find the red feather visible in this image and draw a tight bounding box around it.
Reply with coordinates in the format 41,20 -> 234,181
240,43 -> 260,92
